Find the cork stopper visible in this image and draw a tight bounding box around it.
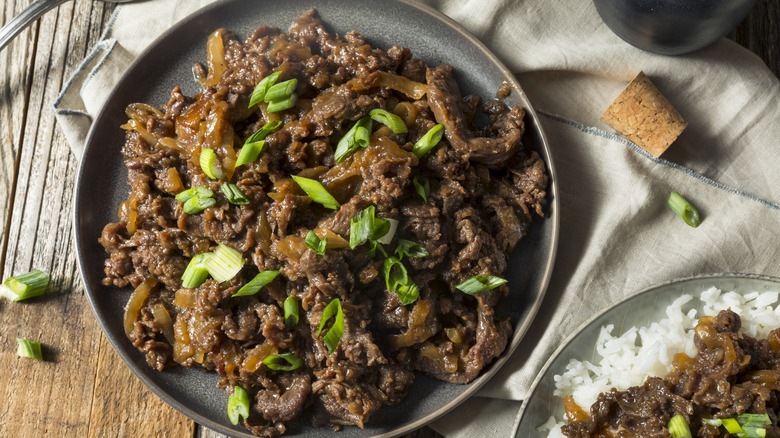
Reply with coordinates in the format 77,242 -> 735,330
600,71 -> 687,158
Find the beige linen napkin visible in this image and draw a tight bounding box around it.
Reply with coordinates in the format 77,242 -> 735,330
54,0 -> 780,437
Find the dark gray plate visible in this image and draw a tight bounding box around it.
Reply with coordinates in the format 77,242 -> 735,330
74,1 -> 559,437
513,273 -> 780,438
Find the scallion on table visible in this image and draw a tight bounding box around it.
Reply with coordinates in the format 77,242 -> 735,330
667,191 -> 700,227
16,338 -> 43,360
1,270 -> 49,302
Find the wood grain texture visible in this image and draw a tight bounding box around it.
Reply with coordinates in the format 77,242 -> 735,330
733,0 -> 780,78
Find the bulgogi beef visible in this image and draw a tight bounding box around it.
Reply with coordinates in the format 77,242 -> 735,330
562,310 -> 780,438
99,10 -> 548,436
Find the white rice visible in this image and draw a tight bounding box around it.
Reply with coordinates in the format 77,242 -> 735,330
539,287 -> 780,437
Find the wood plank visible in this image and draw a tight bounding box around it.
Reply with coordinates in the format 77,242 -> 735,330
87,333 -> 195,438
0,0 -> 36,276
0,0 -> 192,437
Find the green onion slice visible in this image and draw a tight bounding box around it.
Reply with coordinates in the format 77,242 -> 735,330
221,183 -> 250,205
263,352 -> 303,371
305,230 -> 328,255
291,175 -> 340,210
175,186 -> 213,204
183,195 -> 216,215
264,79 -> 298,103
232,270 -> 280,297
395,239 -> 429,259
227,386 -> 250,426
667,191 -> 700,228
1,270 -> 49,302
369,108 -> 408,134
205,243 -> 245,283
317,299 -> 344,354
455,275 -> 508,295
702,419 -> 723,427
376,218 -> 398,245
412,124 -> 444,157
181,252 -> 214,288
383,257 -> 419,305
235,140 -> 265,168
246,120 -> 283,144
349,206 -> 390,249
284,296 -> 299,329
16,338 -> 43,360
737,414 -> 771,427
334,116 -> 373,163
721,418 -> 744,434
199,147 -> 225,180
249,71 -> 282,108
667,415 -> 692,438
413,175 -> 430,202
267,94 -> 298,113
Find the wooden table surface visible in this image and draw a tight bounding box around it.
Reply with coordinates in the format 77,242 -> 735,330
0,1 -> 777,437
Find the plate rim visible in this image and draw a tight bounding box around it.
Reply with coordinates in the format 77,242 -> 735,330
73,0 -> 560,436
512,272 -> 780,437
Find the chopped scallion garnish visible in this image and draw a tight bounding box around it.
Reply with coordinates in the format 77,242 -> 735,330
205,244 -> 245,283
264,79 -> 298,103
455,275 -> 508,295
395,239 -> 429,259
183,195 -> 216,215
246,120 -> 283,145
16,338 -> 43,360
382,256 -> 419,305
305,230 -> 328,255
234,140 -> 265,168
1,270 -> 49,302
232,270 -> 280,297
263,352 -> 303,371
291,175 -> 340,210
220,183 -> 249,205
369,108 -> 408,134
376,218 -> 398,245
334,116 -> 373,163
227,386 -> 250,425
349,206 -> 390,249
267,94 -> 298,113
667,191 -> 700,228
413,175 -> 430,201
284,296 -> 299,329
199,147 -> 225,179
317,299 -> 344,354
737,414 -> 771,428
667,415 -> 692,438
248,71 -> 282,108
181,252 -> 214,288
175,186 -> 213,204
721,418 -> 744,434
412,124 -> 444,157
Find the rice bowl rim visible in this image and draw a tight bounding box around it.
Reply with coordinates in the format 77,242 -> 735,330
512,272 -> 780,438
